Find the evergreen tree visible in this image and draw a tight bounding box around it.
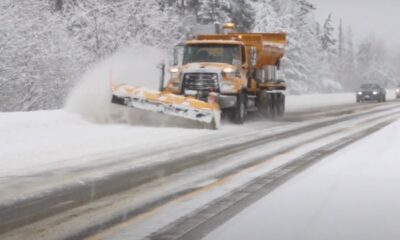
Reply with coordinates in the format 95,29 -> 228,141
341,27 -> 357,90
197,0 -> 229,24
338,19 -> 343,58
3,0 -> 400,111
224,0 -> 255,32
252,0 -> 280,32
356,36 -> 395,87
185,0 -> 202,19
321,14 -> 336,55
283,0 -> 331,92
0,0 -> 87,111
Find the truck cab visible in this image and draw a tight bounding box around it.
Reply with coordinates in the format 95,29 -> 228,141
166,40 -> 248,111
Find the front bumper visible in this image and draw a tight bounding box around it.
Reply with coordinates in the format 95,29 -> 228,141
218,94 -> 237,109
357,94 -> 380,101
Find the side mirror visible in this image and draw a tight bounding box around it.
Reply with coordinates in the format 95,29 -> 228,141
173,44 -> 184,66
250,47 -> 257,67
158,61 -> 166,91
157,61 -> 165,69
232,59 -> 241,68
173,47 -> 179,66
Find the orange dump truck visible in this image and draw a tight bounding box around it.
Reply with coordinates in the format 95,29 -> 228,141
111,23 -> 287,129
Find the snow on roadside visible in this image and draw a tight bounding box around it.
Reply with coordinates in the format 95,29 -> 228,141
286,89 -> 396,112
204,118 -> 400,240
0,91 -> 396,177
286,93 -> 356,112
0,110 -> 208,177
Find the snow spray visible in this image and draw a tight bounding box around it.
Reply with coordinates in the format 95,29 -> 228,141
65,45 -> 167,124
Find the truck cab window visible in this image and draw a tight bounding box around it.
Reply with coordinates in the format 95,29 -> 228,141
183,44 -> 241,65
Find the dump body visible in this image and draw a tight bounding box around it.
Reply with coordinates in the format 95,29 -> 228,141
196,33 -> 286,67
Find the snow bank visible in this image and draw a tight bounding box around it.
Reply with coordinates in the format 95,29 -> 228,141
285,89 -> 396,112
285,93 -> 356,112
65,45 -> 166,123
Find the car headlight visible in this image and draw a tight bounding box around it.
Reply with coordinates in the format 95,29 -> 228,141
357,91 -> 363,95
396,89 -> 400,93
373,91 -> 378,95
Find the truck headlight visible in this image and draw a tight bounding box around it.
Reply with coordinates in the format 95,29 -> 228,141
170,67 -> 180,79
223,67 -> 236,78
373,91 -> 378,95
223,67 -> 234,73
221,82 -> 236,93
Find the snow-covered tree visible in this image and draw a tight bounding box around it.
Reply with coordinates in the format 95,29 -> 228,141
61,0 -> 181,58
321,14 -> 336,56
338,19 -> 344,58
224,0 -> 255,32
356,36 -> 395,88
0,0 -> 88,111
332,26 -> 358,91
2,0 -> 400,111
198,0 -> 229,24
252,0 -> 281,32
282,0 -> 337,92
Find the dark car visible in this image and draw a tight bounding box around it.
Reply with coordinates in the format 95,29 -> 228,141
356,83 -> 386,103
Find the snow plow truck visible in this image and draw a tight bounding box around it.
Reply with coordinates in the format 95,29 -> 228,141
111,23 -> 287,129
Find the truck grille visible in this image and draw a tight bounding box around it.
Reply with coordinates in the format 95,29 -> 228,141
183,73 -> 219,91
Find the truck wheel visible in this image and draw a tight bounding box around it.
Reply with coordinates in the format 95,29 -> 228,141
276,94 -> 285,118
269,93 -> 278,119
258,91 -> 269,118
233,91 -> 246,124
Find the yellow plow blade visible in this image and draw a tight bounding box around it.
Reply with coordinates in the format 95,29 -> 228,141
111,84 -> 221,129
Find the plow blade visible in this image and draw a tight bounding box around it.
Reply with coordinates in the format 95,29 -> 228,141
111,84 -> 221,129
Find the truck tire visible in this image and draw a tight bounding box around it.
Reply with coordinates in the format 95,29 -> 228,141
269,93 -> 279,119
267,93 -> 274,118
233,91 -> 246,124
276,93 -> 285,118
258,92 -> 284,120
257,90 -> 270,118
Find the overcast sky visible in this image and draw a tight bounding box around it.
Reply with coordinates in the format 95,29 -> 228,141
310,0 -> 400,48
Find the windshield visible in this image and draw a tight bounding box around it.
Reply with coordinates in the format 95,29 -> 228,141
361,83 -> 380,89
183,44 -> 241,65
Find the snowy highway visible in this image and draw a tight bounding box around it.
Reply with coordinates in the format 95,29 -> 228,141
204,117 -> 400,240
4,1 -> 400,240
1,93 -> 400,240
